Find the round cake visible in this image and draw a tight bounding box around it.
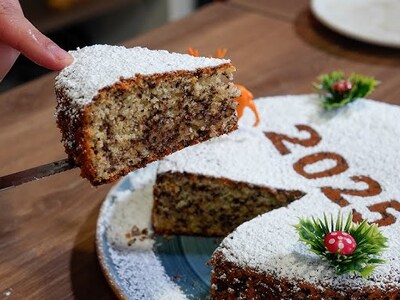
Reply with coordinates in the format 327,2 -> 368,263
152,94 -> 400,299
98,94 -> 400,299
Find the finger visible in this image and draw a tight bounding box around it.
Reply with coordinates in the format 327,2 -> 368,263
0,0 -> 73,70
0,42 -> 20,81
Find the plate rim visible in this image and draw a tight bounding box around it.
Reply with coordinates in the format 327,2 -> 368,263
95,167 -> 206,300
96,177 -> 130,300
96,238 -> 128,300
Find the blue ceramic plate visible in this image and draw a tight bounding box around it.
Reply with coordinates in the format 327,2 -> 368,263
96,163 -> 220,299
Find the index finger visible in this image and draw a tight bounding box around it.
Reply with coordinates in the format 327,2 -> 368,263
0,0 -> 73,70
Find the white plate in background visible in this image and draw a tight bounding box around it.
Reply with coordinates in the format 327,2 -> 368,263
311,0 -> 400,48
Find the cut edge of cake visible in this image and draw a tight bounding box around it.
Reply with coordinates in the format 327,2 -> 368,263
152,171 -> 305,236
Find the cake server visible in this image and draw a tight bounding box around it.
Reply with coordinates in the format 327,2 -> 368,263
0,158 -> 76,191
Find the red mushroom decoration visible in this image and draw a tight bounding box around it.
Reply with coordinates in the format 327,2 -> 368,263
324,231 -> 356,255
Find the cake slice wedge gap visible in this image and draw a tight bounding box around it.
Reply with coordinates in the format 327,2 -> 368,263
152,171 -> 304,237
55,45 -> 239,185
152,124 -> 305,237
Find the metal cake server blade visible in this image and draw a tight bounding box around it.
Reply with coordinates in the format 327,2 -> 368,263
0,158 -> 76,191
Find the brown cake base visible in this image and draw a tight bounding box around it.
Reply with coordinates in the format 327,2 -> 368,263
210,252 -> 400,300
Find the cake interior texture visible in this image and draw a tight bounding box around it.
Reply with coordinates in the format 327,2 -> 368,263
152,171 -> 304,236
56,66 -> 238,185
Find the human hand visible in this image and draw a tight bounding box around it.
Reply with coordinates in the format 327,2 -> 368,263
0,0 -> 73,81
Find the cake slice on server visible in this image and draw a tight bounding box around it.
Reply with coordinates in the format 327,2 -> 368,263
55,45 -> 239,185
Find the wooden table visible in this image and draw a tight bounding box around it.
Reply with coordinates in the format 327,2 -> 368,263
1,1 -> 399,299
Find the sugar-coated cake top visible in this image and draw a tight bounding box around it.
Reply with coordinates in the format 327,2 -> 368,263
158,95 -> 399,194
159,95 -> 400,291
55,45 -> 231,106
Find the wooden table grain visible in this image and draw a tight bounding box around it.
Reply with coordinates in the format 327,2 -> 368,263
1,1 -> 399,299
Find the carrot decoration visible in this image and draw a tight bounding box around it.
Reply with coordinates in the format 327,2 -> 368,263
235,84 -> 260,127
214,48 -> 228,59
187,48 -> 199,57
187,48 -> 260,127
187,48 -> 227,58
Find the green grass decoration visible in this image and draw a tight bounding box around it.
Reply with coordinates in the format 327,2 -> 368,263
294,212 -> 388,278
313,71 -> 379,110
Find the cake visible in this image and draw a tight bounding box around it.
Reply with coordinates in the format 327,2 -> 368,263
55,45 -> 239,185
151,94 -> 400,299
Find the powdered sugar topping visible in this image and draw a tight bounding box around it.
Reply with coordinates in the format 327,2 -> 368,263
159,94 -> 400,291
55,45 -> 230,106
98,94 -> 400,296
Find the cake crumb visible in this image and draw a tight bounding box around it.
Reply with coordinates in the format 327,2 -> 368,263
125,225 -> 152,246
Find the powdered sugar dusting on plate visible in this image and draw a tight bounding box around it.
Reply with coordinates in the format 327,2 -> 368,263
55,45 -> 230,106
96,163 -> 188,299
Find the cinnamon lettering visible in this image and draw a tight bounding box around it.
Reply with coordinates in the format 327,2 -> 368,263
321,176 -> 382,207
264,124 -> 321,155
263,124 -> 398,226
293,152 -> 349,179
353,200 -> 400,227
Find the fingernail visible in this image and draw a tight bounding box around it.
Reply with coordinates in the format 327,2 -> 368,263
47,43 -> 73,66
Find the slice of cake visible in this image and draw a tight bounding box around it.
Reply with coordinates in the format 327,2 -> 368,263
55,45 -> 239,185
152,95 -> 400,298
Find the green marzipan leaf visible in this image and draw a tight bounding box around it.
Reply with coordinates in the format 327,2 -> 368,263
294,212 -> 388,278
313,71 -> 379,110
